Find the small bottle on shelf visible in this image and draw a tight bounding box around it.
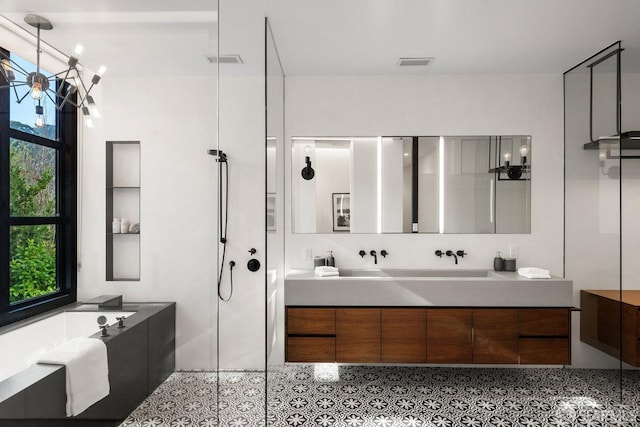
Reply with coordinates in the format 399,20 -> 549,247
112,218 -> 121,234
120,218 -> 129,234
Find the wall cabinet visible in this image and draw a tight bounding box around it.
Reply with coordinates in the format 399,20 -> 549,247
106,141 -> 140,281
286,306 -> 571,365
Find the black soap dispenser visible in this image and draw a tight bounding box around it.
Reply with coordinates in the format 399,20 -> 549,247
326,251 -> 335,267
493,251 -> 504,271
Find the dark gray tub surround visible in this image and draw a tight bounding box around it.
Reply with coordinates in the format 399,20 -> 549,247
0,302 -> 175,426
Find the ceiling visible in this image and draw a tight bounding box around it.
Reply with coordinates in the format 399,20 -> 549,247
1,0 -> 640,76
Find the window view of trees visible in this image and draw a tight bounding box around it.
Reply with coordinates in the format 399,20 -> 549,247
9,137 -> 58,303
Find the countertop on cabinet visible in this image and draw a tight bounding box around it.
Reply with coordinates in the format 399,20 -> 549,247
285,270 -> 573,307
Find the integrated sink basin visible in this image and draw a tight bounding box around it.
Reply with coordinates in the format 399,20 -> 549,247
338,268 -> 489,278
285,268 -> 573,307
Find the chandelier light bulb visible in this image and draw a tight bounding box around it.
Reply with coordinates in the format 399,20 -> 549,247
519,144 -> 529,157
73,44 -> 84,57
31,82 -> 43,100
599,151 -> 607,162
35,105 -> 44,128
503,152 -> 511,162
1,58 -> 10,71
97,65 -> 107,76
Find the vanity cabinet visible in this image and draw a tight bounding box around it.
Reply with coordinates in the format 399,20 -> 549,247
473,309 -> 519,364
286,308 -> 335,362
285,306 -> 571,365
336,308 -> 381,363
381,309 -> 427,363
518,308 -> 571,365
426,309 -> 472,363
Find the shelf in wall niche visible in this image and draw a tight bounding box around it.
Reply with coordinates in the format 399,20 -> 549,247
106,140 -> 141,282
583,131 -> 640,150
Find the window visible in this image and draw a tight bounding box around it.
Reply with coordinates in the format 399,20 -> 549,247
0,47 -> 77,326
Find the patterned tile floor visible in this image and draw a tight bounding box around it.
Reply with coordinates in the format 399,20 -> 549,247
121,366 -> 640,427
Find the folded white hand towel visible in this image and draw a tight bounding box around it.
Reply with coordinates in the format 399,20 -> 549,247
518,267 -> 551,279
38,337 -> 109,416
315,266 -> 339,277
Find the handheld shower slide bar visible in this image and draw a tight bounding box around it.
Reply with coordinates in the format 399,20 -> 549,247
208,149 -> 233,300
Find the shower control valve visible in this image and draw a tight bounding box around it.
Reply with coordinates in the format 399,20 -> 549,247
248,248 -> 257,255
380,250 -> 389,258
456,250 -> 467,258
358,250 -> 366,258
99,325 -> 109,337
435,250 -> 444,258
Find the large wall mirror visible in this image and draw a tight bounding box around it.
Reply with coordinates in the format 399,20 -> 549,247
292,136 -> 531,234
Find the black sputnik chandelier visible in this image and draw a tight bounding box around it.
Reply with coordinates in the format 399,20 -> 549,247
0,14 -> 105,128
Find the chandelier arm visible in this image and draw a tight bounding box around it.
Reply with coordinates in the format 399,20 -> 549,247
0,55 -> 31,78
16,90 -> 31,104
44,89 -> 57,106
75,74 -> 94,107
55,67 -> 73,98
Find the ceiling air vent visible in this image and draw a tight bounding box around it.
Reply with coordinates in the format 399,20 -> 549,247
397,57 -> 434,67
205,54 -> 244,64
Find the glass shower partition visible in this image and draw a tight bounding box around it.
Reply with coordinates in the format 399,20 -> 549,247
565,41 -> 640,424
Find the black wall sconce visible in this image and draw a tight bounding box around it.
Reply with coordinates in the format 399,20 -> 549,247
301,155 -> 315,180
489,138 -> 530,181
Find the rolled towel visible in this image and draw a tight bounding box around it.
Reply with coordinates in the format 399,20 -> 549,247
518,267 -> 551,279
315,266 -> 339,277
38,337 -> 109,416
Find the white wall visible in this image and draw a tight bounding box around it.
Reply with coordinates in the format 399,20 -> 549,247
285,74 -> 563,272
78,74 -> 265,371
277,73 -> 566,366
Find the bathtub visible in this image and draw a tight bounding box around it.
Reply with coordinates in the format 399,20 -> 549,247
0,309 -> 135,383
0,302 -> 175,421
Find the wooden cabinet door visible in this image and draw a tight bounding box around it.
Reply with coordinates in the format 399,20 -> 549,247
287,337 -> 335,362
381,308 -> 426,363
426,309 -> 472,363
473,309 -> 518,364
519,309 -> 569,336
519,338 -> 569,364
336,308 -> 381,363
287,308 -> 335,335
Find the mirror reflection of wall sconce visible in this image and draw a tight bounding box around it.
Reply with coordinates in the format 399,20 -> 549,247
301,155 -> 315,180
489,142 -> 530,180
599,149 -> 620,179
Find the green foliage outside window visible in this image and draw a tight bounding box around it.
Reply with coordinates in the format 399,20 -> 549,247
9,138 -> 57,303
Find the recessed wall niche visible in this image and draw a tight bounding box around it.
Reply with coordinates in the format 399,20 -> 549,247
106,141 -> 140,281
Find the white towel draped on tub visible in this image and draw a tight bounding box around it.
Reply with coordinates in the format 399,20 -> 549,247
37,337 -> 109,416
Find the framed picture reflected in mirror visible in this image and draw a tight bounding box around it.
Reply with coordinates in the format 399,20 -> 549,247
332,193 -> 350,231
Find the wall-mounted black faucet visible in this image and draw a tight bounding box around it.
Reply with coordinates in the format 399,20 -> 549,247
370,250 -> 378,264
445,250 -> 458,264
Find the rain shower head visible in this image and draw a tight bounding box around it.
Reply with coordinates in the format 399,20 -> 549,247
208,149 -> 227,162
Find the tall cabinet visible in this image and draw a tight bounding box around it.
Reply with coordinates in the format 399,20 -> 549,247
106,141 -> 141,281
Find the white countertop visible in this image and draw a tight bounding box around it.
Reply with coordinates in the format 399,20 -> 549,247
284,269 -> 573,307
